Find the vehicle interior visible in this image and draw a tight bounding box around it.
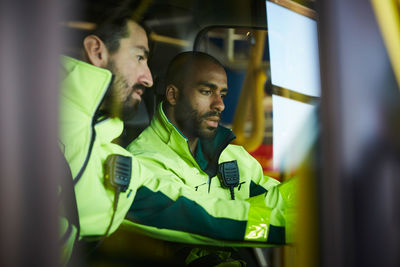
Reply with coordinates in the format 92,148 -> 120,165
0,0 -> 399,266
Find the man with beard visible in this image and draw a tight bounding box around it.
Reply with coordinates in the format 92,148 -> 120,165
58,4 -> 154,264
125,51 -> 297,266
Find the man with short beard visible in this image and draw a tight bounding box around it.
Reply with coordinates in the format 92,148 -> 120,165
126,51 -> 297,265
58,5 -> 153,264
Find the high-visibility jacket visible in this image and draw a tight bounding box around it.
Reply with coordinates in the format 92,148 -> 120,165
58,153 -> 80,266
125,102 -> 297,245
59,56 -> 150,243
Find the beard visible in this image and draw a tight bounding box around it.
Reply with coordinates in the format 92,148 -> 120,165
174,97 -> 221,140
111,74 -> 141,122
102,60 -> 143,122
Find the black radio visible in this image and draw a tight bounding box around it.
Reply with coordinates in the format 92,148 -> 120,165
104,154 -> 132,193
218,160 -> 240,200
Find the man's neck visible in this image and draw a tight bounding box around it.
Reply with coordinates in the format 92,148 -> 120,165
187,138 -> 198,155
164,104 -> 199,155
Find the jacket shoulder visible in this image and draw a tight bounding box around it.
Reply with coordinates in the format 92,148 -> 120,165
127,126 -> 172,164
221,144 -> 254,160
220,144 -> 263,172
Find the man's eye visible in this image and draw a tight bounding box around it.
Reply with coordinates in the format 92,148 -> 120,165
137,55 -> 144,61
200,90 -> 211,95
221,93 -> 227,99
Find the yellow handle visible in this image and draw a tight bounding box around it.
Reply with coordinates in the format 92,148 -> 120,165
371,0 -> 400,88
232,30 -> 267,152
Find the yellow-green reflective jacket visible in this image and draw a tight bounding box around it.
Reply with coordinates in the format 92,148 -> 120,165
59,56 -> 145,238
125,103 -> 297,245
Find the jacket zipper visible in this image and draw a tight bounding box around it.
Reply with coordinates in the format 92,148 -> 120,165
73,75 -> 114,185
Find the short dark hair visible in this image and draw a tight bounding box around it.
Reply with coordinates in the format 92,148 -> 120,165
92,1 -> 150,53
165,51 -> 225,91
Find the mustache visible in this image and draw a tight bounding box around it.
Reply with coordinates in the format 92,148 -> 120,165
132,83 -> 147,93
201,111 -> 221,120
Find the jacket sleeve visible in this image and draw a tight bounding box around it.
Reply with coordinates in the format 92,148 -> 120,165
125,164 -> 298,245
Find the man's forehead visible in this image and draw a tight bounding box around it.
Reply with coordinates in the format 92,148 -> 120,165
127,20 -> 145,33
126,20 -> 149,49
190,61 -> 226,80
183,62 -> 227,90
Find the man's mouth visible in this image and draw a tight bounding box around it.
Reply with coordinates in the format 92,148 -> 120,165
130,85 -> 145,102
204,116 -> 220,128
131,89 -> 143,102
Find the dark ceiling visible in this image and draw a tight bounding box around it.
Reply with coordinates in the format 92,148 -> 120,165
62,0 -> 267,88
62,0 -> 315,77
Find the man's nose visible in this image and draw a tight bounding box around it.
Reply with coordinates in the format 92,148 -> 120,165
211,93 -> 225,112
138,65 -> 153,88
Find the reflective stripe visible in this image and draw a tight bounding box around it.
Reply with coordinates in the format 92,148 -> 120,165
244,191 -> 286,244
244,194 -> 270,242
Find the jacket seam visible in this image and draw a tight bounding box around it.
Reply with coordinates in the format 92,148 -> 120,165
73,75 -> 114,185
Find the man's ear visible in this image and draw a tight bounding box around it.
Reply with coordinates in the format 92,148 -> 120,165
165,85 -> 179,106
83,35 -> 109,68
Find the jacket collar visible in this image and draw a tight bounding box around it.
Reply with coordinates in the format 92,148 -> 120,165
151,102 -> 236,177
60,56 -> 113,120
